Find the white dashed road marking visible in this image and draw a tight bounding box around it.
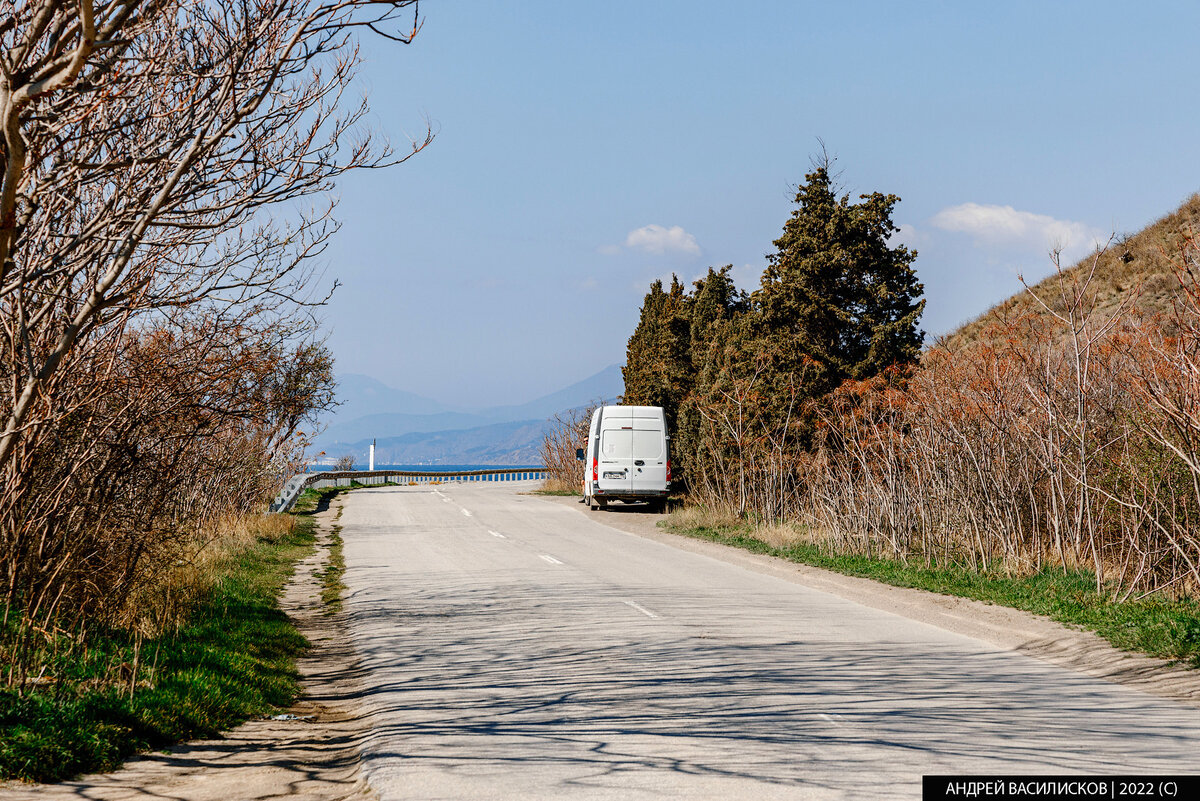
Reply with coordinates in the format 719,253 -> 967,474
538,554 -> 562,565
489,530 -> 506,538
461,509 -> 472,517
622,600 -> 660,619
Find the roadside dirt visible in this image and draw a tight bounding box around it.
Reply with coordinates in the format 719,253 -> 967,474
0,496 -> 374,801
541,493 -> 1200,710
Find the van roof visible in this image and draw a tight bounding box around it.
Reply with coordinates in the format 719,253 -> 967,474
600,405 -> 663,419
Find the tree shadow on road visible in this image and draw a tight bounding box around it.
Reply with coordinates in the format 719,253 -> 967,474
329,583 -> 1200,798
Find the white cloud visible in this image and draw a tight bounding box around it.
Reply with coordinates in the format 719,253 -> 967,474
930,203 -> 1107,264
622,224 -> 702,257
888,222 -> 922,249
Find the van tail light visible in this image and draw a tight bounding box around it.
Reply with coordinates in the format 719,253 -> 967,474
592,457 -> 598,482
666,459 -> 672,483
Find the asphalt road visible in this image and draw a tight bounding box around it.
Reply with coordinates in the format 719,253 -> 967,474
339,483 -> 1199,800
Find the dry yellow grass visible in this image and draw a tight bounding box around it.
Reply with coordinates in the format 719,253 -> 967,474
125,512 -> 295,635
748,521 -> 813,549
666,506 -> 817,550
540,476 -> 579,494
665,504 -> 741,532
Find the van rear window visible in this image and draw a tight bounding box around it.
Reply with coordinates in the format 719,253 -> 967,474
600,430 -> 632,458
632,430 -> 663,459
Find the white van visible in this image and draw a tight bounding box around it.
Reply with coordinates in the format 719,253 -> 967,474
576,405 -> 671,512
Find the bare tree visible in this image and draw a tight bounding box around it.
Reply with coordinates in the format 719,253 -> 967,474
539,404 -> 597,493
0,0 -> 432,470
1016,242 -> 1128,590
0,0 -> 431,685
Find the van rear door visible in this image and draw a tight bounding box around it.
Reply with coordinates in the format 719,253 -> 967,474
592,410 -> 633,491
597,417 -> 634,494
630,416 -> 667,493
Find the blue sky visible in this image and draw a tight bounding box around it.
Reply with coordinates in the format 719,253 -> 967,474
321,1 -> 1200,406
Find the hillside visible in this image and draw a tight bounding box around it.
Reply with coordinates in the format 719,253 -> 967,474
941,194 -> 1200,349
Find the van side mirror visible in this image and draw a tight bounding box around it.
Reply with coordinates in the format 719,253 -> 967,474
575,448 -> 585,461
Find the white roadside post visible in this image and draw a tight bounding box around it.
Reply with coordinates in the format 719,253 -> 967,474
369,439 -> 375,472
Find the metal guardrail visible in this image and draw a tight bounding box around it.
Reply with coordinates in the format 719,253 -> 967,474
270,467 -> 549,513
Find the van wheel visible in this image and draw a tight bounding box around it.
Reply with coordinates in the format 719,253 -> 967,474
587,495 -> 598,511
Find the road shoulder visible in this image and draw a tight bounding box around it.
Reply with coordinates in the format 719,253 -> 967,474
0,497 -> 372,801
536,493 -> 1200,710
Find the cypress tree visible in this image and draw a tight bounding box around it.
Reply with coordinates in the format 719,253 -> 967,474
674,266 -> 748,488
621,164 -> 922,499
688,266 -> 746,363
757,165 -> 924,391
622,276 -> 691,425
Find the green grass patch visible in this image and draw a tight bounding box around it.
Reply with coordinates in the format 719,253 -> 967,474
291,484 -> 347,514
0,514 -> 316,783
317,524 -> 346,613
528,488 -> 580,496
663,518 -> 1200,669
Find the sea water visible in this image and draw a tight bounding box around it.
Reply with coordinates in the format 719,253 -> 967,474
305,464 -> 542,473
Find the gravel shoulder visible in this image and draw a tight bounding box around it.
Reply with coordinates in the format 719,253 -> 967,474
536,493 -> 1200,710
0,496 -> 373,801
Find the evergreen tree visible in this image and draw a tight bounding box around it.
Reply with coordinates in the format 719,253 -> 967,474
622,276 -> 691,426
674,266 -> 748,488
620,164 -> 922,502
688,265 -> 747,368
623,268 -> 748,490
757,165 -> 924,391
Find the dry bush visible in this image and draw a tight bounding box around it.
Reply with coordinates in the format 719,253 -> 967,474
539,404 -> 597,493
0,324 -> 332,672
800,244 -> 1200,598
680,239 -> 1200,599
0,1 -> 425,687
686,348 -> 809,522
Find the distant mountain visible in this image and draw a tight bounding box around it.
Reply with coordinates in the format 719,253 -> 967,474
481,364 -> 623,423
317,411 -> 494,449
329,419 -> 550,466
327,374 -> 454,421
310,365 -> 624,465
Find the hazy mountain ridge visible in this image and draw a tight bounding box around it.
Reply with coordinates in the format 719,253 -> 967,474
319,411 -> 492,447
477,365 -> 623,423
359,419 -> 549,466
313,365 -> 623,465
329,373 -> 454,419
